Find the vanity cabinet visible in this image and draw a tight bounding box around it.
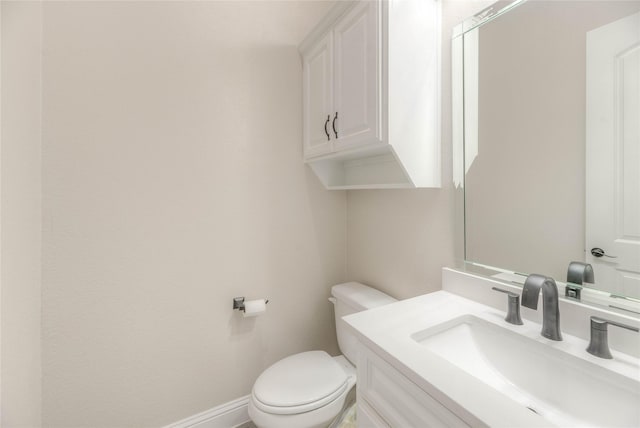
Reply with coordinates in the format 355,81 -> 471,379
299,0 -> 441,189
356,348 -> 470,428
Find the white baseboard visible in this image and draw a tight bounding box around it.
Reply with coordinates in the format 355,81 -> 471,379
165,395 -> 251,428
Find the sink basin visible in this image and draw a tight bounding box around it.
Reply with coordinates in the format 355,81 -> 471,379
411,315 -> 640,427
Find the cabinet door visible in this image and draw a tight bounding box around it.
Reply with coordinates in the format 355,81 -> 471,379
302,32 -> 334,159
332,1 -> 381,151
358,349 -> 472,428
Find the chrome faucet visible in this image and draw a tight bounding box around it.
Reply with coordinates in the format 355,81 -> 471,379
521,274 -> 562,341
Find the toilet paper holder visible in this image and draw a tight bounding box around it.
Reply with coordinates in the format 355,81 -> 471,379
233,297 -> 269,312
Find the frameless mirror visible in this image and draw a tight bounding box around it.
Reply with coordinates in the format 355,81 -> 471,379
453,0 -> 640,315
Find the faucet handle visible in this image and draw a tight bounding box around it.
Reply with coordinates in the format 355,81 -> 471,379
591,316 -> 639,332
492,287 -> 524,325
586,316 -> 639,359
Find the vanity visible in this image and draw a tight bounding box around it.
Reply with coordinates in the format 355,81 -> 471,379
344,269 -> 640,428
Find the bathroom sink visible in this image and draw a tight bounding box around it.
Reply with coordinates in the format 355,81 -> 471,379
411,315 -> 640,427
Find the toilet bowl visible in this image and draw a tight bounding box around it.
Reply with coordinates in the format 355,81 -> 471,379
247,282 -> 396,428
248,351 -> 355,428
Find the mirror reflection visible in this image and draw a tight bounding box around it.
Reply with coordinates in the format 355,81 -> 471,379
458,1 -> 640,302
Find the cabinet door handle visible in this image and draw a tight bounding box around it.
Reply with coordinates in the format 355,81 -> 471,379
332,112 -> 338,138
324,115 -> 330,141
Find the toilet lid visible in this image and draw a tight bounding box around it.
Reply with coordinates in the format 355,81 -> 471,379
252,351 -> 349,415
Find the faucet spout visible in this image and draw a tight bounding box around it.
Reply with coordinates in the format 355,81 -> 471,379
567,261 -> 594,285
522,274 -> 562,341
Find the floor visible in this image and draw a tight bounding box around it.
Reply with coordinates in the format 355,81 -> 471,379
333,401 -> 357,428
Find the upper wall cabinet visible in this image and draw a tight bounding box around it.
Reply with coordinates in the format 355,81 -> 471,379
300,0 -> 441,190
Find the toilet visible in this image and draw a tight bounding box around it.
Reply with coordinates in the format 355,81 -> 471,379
247,282 -> 396,428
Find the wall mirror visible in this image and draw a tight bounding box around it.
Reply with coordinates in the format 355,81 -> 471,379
452,0 -> 640,316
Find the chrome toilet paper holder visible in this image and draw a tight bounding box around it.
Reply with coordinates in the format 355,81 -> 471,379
233,297 -> 269,312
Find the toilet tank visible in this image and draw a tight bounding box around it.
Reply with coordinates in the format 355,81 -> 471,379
330,282 -> 396,364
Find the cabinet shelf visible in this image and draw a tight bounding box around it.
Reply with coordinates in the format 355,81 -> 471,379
306,145 -> 414,190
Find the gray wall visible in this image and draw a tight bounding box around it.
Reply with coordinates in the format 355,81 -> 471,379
41,2 -> 345,426
1,2 -> 43,426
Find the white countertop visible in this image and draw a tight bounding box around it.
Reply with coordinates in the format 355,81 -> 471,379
343,291 -> 640,428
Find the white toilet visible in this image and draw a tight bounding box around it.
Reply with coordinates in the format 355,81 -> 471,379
248,282 -> 396,428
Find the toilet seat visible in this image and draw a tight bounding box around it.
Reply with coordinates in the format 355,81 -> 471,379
252,351 -> 349,415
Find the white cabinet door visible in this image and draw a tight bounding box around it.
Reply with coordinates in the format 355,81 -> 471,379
302,32 -> 334,158
332,1 -> 381,151
358,348 -> 471,428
